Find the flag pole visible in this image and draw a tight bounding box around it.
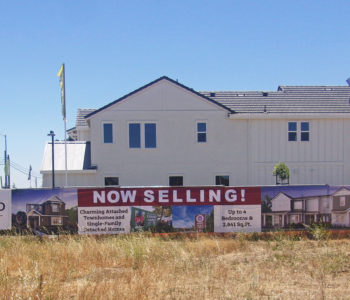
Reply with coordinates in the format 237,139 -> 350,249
58,63 -> 68,187
64,116 -> 68,187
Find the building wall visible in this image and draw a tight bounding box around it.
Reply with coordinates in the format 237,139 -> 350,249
88,80 -> 249,187
42,173 -> 97,188
319,196 -> 332,214
249,118 -> 348,185
271,193 -> 291,211
305,197 -> 319,212
42,79 -> 350,188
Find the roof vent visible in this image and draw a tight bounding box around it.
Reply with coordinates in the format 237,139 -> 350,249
262,92 -> 268,97
210,92 -> 216,97
347,78 -> 350,86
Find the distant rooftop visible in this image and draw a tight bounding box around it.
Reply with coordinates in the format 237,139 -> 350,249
73,80 -> 350,130
41,141 -> 94,172
200,86 -> 350,114
76,109 -> 96,127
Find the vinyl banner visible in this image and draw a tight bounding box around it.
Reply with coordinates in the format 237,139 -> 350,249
11,188 -> 78,234
261,185 -> 350,229
0,190 -> 11,230
78,186 -> 261,234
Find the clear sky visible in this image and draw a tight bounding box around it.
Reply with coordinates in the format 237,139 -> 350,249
1,0 -> 350,188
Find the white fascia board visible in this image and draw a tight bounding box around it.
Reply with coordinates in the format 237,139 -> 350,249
40,170 -> 97,175
229,113 -> 350,120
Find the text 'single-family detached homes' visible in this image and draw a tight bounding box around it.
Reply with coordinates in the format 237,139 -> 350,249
40,76 -> 350,188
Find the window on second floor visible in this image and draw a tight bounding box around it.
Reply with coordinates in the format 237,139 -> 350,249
145,123 -> 157,148
103,123 -> 113,143
293,200 -> 303,210
288,121 -> 310,142
288,122 -> 297,141
52,204 -> 59,213
129,123 -> 157,148
197,122 -> 207,143
300,122 -> 310,141
129,123 -> 141,148
340,196 -> 346,207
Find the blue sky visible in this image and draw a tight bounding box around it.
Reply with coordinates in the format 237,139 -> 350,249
173,205 -> 213,228
1,1 -> 350,188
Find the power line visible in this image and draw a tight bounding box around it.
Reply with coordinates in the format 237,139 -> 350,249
0,161 -> 41,179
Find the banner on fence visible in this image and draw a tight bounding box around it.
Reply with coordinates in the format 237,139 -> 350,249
76,186 -> 261,234
4,184 -> 349,234
0,190 -> 11,230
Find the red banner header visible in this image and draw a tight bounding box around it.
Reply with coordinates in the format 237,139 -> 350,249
78,186 -> 261,207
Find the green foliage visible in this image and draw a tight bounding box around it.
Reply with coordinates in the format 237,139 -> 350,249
305,223 -> 330,241
205,209 -> 214,232
262,195 -> 272,213
273,162 -> 290,181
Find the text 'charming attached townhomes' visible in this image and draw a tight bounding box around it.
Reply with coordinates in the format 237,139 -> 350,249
41,76 -> 350,188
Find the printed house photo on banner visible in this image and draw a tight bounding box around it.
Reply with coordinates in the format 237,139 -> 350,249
12,189 -> 78,234
130,206 -> 173,232
172,205 -> 214,232
261,185 -> 350,229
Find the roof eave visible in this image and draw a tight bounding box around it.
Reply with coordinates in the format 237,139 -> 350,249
84,76 -> 234,119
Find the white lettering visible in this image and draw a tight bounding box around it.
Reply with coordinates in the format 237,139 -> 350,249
225,189 -> 237,202
93,191 -> 105,204
107,191 -> 120,203
158,190 -> 169,203
173,190 -> 183,203
186,190 -> 196,203
200,190 -> 205,202
144,190 -> 155,203
209,190 -> 221,202
241,189 -> 245,202
120,190 -> 136,203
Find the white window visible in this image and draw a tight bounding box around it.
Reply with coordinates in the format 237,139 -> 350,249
290,215 -> 299,224
340,196 -> 346,207
51,217 -> 63,225
336,214 -> 345,223
323,201 -> 329,209
294,201 -> 303,210
52,204 -> 59,213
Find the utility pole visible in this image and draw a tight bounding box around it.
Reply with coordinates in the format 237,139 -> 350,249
0,134 -> 8,188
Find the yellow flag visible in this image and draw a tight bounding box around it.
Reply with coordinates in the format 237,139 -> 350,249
57,64 -> 66,120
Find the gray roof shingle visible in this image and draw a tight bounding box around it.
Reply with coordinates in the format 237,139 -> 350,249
200,86 -> 350,114
76,109 -> 96,127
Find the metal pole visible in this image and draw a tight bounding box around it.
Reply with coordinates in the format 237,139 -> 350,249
64,119 -> 68,187
48,131 -> 55,188
4,135 -> 7,188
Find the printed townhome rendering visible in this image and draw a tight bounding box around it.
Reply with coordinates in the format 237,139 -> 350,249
41,76 -> 350,188
262,186 -> 350,228
26,195 -> 68,229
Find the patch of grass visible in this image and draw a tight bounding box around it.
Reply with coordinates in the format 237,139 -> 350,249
0,233 -> 349,299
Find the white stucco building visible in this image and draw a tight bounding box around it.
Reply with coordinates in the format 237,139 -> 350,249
41,76 -> 350,188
